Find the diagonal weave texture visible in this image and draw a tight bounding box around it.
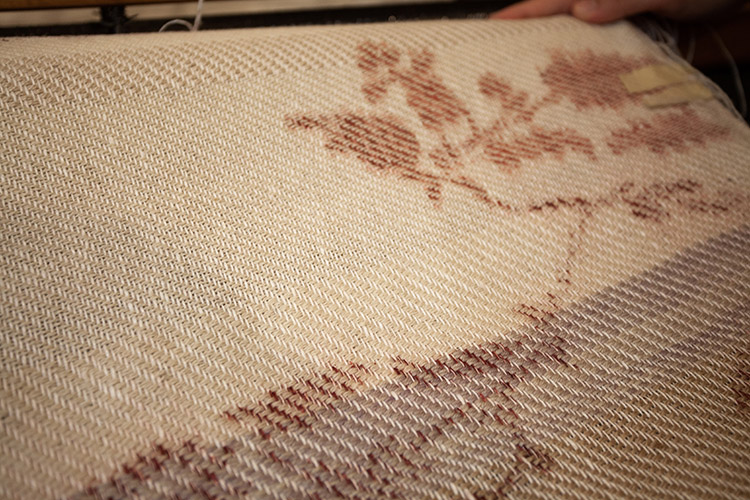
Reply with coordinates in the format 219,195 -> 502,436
1,17 -> 749,500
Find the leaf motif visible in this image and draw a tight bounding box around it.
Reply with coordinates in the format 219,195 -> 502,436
608,109 -> 729,155
483,127 -> 596,171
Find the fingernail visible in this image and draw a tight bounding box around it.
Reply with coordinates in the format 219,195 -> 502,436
573,0 -> 599,18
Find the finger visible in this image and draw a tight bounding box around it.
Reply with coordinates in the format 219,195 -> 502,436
571,0 -> 666,23
490,0 -> 575,19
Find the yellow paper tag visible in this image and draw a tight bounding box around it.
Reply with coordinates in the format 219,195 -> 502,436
643,82 -> 714,108
619,64 -> 694,94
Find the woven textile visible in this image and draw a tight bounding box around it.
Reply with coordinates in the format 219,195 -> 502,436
1,17 -> 749,499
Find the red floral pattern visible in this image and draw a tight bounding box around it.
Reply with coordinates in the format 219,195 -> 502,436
541,49 -> 655,109
290,44 -> 729,205
288,42 -> 738,324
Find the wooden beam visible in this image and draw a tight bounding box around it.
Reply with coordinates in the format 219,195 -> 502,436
0,0 -> 201,9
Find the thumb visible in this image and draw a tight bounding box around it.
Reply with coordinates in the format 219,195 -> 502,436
571,0 -> 666,23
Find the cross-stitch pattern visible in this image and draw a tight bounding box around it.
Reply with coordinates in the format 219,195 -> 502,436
1,18 -> 749,500
289,42 -> 741,323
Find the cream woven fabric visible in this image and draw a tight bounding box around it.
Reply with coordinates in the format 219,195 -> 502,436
1,18 -> 749,500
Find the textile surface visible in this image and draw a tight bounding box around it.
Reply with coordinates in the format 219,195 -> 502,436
1,18 -> 749,499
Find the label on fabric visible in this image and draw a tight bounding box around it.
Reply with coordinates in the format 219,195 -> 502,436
619,63 -> 694,93
642,82 -> 714,108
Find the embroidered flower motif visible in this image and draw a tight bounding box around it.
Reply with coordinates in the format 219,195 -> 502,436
287,41 -> 738,325
541,49 -> 655,109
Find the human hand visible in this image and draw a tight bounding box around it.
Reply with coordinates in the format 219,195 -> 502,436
490,0 -> 742,23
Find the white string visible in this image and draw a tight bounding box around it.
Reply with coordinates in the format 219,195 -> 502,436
159,0 -> 204,32
636,17 -> 681,54
683,29 -> 696,64
709,26 -> 747,117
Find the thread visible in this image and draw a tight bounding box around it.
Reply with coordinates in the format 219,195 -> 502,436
636,16 -> 681,54
159,0 -> 203,32
709,26 -> 747,117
